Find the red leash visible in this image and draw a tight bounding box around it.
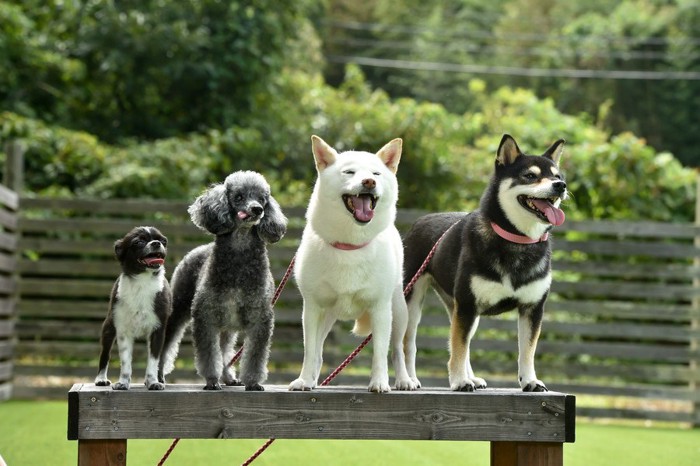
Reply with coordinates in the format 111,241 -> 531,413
158,222 -> 455,465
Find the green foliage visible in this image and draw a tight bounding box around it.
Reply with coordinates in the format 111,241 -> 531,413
2,68 -> 695,222
0,0 -> 320,142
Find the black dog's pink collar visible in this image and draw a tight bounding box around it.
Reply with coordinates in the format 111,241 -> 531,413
490,221 -> 549,244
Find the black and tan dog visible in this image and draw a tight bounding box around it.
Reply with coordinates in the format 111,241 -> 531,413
402,134 -> 567,392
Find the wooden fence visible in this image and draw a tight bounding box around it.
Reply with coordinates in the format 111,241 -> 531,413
11,196 -> 700,425
0,183 -> 18,401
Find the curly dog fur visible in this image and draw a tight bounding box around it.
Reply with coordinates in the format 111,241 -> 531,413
158,171 -> 287,390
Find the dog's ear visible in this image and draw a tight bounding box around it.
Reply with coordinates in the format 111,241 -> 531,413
188,183 -> 235,235
543,139 -> 565,166
496,134 -> 522,166
256,195 -> 288,244
377,138 -> 402,174
311,135 -> 338,171
114,237 -> 126,261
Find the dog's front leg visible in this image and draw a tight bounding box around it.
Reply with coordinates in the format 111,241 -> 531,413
193,315 -> 223,390
368,306 -> 392,393
145,328 -> 165,390
113,335 -> 134,390
289,303 -> 326,391
518,304 -> 547,392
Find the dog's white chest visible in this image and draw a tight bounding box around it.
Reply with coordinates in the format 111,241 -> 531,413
113,272 -> 164,337
470,273 -> 551,308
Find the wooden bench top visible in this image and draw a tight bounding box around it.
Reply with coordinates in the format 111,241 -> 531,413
68,383 -> 575,443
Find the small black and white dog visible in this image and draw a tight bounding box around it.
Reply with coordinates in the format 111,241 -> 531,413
402,134 -> 567,392
158,171 -> 287,391
95,226 -> 172,390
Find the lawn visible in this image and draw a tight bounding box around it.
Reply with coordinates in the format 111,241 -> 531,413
0,400 -> 698,465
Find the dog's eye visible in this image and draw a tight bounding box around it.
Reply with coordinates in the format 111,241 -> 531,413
234,194 -> 243,203
373,172 -> 381,176
343,170 -> 355,175
522,172 -> 537,181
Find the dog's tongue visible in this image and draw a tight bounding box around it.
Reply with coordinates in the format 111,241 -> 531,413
531,199 -> 566,226
143,257 -> 165,267
351,195 -> 375,222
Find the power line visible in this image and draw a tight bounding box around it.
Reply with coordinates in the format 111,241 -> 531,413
328,55 -> 700,81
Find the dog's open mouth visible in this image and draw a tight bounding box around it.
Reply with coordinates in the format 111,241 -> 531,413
139,252 -> 165,268
342,193 -> 377,223
518,195 -> 566,226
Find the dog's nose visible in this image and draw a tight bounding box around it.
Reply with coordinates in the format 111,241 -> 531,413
251,206 -> 264,216
362,178 -> 376,189
553,180 -> 567,191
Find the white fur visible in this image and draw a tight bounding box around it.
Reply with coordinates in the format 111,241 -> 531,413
290,137 -> 415,393
498,178 -> 564,240
111,270 -> 165,388
470,273 -> 552,307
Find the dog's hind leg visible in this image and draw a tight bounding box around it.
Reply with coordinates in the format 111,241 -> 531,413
220,330 -> 242,386
145,327 -> 166,390
95,318 -> 116,386
113,335 -> 134,390
518,303 -> 547,392
448,302 -> 486,392
239,311 -> 273,391
368,304 -> 392,393
193,315 -> 223,390
158,310 -> 190,383
391,285 -> 417,391
403,274 -> 432,388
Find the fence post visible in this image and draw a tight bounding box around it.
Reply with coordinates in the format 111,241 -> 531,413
3,140 -> 24,194
693,170 -> 700,428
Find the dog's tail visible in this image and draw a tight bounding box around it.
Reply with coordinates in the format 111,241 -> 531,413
352,312 -> 372,336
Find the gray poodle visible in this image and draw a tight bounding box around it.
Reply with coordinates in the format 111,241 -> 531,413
158,171 -> 287,390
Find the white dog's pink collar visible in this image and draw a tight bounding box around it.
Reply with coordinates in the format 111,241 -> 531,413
490,221 -> 549,244
330,241 -> 371,250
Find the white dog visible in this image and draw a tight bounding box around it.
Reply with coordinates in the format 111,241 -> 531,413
289,135 -> 416,393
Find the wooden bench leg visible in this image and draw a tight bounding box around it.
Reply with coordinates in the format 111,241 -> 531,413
78,439 -> 127,466
491,441 -> 563,466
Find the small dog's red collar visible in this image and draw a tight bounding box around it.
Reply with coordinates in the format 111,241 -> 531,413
330,241 -> 371,250
490,221 -> 549,244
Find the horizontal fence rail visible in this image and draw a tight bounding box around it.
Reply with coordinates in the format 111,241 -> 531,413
11,197 -> 700,425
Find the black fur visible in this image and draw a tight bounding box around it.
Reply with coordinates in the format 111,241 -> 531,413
402,134 -> 567,392
95,226 -> 172,390
158,171 -> 287,391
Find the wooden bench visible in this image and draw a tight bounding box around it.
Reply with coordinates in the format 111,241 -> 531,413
68,383 -> 575,465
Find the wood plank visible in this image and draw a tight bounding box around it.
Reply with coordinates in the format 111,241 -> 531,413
558,220 -> 699,238
553,260 -> 700,281
555,238 -> 698,259
0,208 -> 17,231
546,300 -> 692,322
0,184 -> 19,210
67,384 -> 574,443
552,280 -> 699,300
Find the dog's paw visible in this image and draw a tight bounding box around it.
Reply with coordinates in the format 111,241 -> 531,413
112,382 -> 129,390
203,381 -> 222,390
94,379 -> 111,387
289,378 -> 314,391
245,383 -> 264,391
147,382 -> 165,391
472,377 -> 488,389
394,376 -> 418,391
368,379 -> 391,393
522,380 -> 548,392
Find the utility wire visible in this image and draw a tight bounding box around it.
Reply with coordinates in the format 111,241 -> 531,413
328,55 -> 700,80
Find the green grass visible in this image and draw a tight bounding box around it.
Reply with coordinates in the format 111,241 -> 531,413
1,400 -> 698,465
